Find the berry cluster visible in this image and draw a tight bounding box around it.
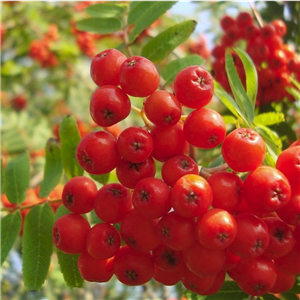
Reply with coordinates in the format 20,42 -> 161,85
29,24 -> 59,68
211,12 -> 300,105
52,48 -> 300,297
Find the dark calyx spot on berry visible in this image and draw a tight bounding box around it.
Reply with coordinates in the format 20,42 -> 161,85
162,227 -> 170,237
129,162 -> 142,171
180,159 -> 190,170
162,251 -> 177,266
66,194 -> 74,206
140,190 -> 149,202
274,228 -> 285,242
125,269 -> 138,281
239,130 -> 256,141
253,239 -> 263,250
209,134 -> 219,144
104,109 -> 114,119
254,283 -> 265,292
217,232 -> 228,242
82,151 -> 93,166
164,115 -> 173,124
54,228 -> 60,245
132,141 -> 142,151
100,53 -> 107,58
126,237 -> 136,248
186,191 -> 198,204
109,188 -> 121,196
107,235 -> 115,246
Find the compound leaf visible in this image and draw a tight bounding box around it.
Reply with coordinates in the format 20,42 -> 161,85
128,1 -> 176,43
39,138 -> 63,198
1,211 -> 22,265
59,115 -> 83,180
141,20 -> 197,63
22,202 -> 54,291
161,55 -> 205,85
4,152 -> 30,205
76,17 -> 122,34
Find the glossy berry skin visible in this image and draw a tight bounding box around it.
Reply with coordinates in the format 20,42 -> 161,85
232,256 -> 277,296
86,223 -> 121,260
271,19 -> 287,37
276,192 -> 300,227
156,211 -> 196,251
116,156 -> 156,189
113,245 -> 155,286
274,244 -> 300,275
171,174 -> 213,218
183,107 -> 226,149
161,154 -> 198,187
144,90 -> 182,127
269,270 -> 295,294
90,85 -> 131,127
118,56 -> 159,97
243,166 -> 291,213
76,130 -> 120,175
150,123 -> 187,162
229,213 -> 270,258
173,66 -> 214,109
120,209 -> 160,253
78,251 -> 114,282
94,183 -> 132,224
183,241 -> 226,276
153,264 -> 182,286
276,145 -> 300,193
196,208 -> 237,250
262,217 -> 296,259
207,171 -> 243,212
62,176 -> 97,214
117,126 -> 153,163
132,177 -> 171,219
221,127 -> 266,172
90,48 -> 127,87
52,214 -> 90,254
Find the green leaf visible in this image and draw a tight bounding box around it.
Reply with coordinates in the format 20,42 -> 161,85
233,48 -> 258,110
141,20 -> 197,63
261,294 -> 282,300
1,60 -> 24,76
39,138 -> 63,198
22,202 -> 54,291
184,281 -> 248,300
286,86 -> 300,100
54,205 -> 84,288
222,115 -> 237,125
89,173 -> 110,185
4,152 -> 30,205
75,17 -> 122,34
59,116 -> 83,180
128,1 -> 176,43
225,51 -> 254,125
214,81 -> 243,120
256,125 -> 282,166
1,211 -> 22,265
161,55 -> 205,85
85,3 -> 125,18
254,112 -> 285,126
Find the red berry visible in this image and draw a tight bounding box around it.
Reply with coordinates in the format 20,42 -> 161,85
119,56 -> 159,97
90,85 -> 131,127
173,66 -> 214,109
221,127 -> 266,172
90,48 -> 127,87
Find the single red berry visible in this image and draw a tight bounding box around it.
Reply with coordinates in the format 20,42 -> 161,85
90,48 -> 127,87
196,208 -> 237,250
94,182 -> 132,224
220,15 -> 235,31
117,126 -> 153,163
86,223 -> 121,260
144,90 -> 182,127
271,19 -> 287,37
221,127 -> 266,172
236,11 -> 253,28
113,245 -> 155,286
244,166 -> 291,213
173,66 -> 214,109
119,56 -> 159,97
153,264 -> 182,286
52,213 -> 90,254
76,130 -> 120,175
171,174 -> 213,218
90,85 -> 131,127
274,244 -> 300,275
132,177 -> 171,219
62,176 -> 97,214
183,107 -> 226,149
269,269 -> 296,294
161,154 -> 198,187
